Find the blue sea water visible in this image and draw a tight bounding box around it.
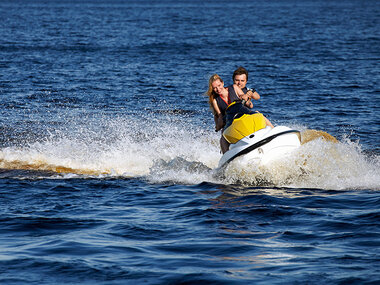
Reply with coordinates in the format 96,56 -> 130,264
0,0 -> 379,284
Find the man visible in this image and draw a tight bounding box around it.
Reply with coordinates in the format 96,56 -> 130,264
228,66 -> 260,109
209,67 -> 263,153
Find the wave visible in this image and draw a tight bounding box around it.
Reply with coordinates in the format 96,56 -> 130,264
0,115 -> 379,190
223,134 -> 380,190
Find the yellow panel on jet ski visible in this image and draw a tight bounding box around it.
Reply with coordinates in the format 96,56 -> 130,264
223,113 -> 266,144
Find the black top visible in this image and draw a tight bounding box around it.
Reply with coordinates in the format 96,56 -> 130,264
215,86 -> 240,118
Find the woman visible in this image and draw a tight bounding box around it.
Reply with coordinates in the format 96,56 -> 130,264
206,75 -> 231,131
206,74 -> 273,153
206,74 -> 237,153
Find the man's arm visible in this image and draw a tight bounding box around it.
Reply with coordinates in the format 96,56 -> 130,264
246,89 -> 260,100
233,84 -> 254,108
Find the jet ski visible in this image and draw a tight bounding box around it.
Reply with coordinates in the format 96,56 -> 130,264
218,102 -> 301,169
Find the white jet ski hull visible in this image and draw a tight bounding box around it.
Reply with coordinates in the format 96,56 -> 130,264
218,126 -> 301,169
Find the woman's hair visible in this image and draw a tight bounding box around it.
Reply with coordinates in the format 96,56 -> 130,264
206,74 -> 223,107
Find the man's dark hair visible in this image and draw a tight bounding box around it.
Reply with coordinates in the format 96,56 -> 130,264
233,66 -> 248,81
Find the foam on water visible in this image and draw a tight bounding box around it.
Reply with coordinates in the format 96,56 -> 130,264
0,115 -> 379,190
224,136 -> 380,190
0,113 -> 219,179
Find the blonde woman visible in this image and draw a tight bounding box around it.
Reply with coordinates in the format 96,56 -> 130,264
206,74 -> 246,153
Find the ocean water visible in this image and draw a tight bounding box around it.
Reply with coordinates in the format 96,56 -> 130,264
0,0 -> 379,284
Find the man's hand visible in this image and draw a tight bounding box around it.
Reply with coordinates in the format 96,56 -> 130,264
246,89 -> 254,99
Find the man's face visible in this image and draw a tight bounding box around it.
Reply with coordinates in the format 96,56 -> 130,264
234,74 -> 247,89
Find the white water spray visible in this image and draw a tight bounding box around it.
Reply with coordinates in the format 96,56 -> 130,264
0,115 -> 379,190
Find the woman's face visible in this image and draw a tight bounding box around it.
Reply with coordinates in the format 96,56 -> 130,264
211,79 -> 224,95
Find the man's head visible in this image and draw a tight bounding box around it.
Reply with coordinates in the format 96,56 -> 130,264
233,67 -> 248,89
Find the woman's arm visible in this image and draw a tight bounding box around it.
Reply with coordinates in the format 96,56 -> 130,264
212,99 -> 224,131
